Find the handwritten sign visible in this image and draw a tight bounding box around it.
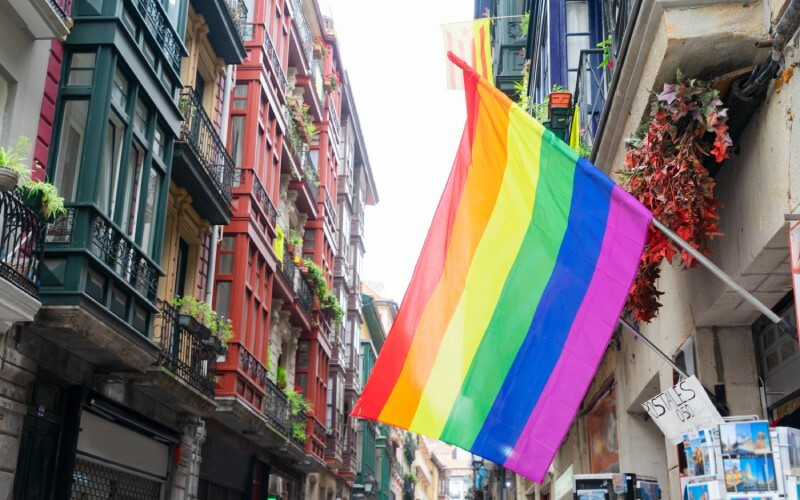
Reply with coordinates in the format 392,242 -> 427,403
641,376 -> 723,444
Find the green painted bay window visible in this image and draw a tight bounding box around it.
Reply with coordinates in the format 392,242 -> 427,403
43,47 -> 173,335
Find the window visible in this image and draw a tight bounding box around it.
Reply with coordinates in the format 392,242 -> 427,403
140,169 -> 161,253
53,100 -> 89,202
215,281 -> 231,319
565,0 -> 590,91
67,52 -> 96,87
233,84 -> 248,109
119,141 -> 144,236
152,124 -> 167,162
162,0 -> 186,33
98,112 -> 125,216
230,116 -> 245,166
175,239 -> 189,297
111,69 -> 129,109
134,98 -> 148,137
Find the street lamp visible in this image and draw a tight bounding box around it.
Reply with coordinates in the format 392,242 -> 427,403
364,474 -> 377,496
470,454 -> 484,499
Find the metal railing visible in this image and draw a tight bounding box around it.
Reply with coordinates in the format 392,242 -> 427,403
236,342 -> 268,383
179,87 -> 235,205
327,99 -> 340,136
291,409 -> 307,444
603,0 -> 636,63
281,250 -> 313,313
265,31 -> 287,91
223,0 -> 248,43
300,150 -> 319,203
313,418 -> 326,441
155,302 -> 217,398
251,173 -> 278,228
573,49 -> 608,150
324,190 -> 337,227
90,208 -> 159,301
48,0 -> 72,23
0,189 -> 46,298
135,0 -> 183,73
289,0 -> 313,62
264,376 -> 289,434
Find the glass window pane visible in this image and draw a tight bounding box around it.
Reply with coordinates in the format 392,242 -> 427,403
152,124 -> 167,162
54,100 -> 89,202
140,169 -> 162,254
567,35 -> 590,69
98,113 -> 125,216
68,52 -> 96,86
780,339 -> 797,361
219,254 -> 234,274
566,1 -> 589,32
234,84 -> 248,98
134,99 -> 148,136
163,0 -> 183,30
230,116 -> 245,166
215,281 -> 231,319
112,69 -> 129,108
120,142 -> 144,235
221,236 -> 235,250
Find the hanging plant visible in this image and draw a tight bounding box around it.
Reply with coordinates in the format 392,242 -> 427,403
619,70 -> 731,322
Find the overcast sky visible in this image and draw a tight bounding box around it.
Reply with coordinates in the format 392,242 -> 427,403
325,0 -> 473,303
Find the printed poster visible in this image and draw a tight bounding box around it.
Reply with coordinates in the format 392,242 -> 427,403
720,421 -> 778,492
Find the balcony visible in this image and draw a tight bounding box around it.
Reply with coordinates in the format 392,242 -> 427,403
288,0 -> 312,63
7,0 -> 71,39
283,110 -> 320,215
324,189 -> 337,229
34,205 -> 163,370
127,302 -> 218,415
191,0 -> 247,64
572,49 -> 608,150
263,376 -> 290,435
281,250 -> 313,314
250,172 -> 278,232
491,14 -> 527,97
173,87 -> 235,224
0,189 -> 46,330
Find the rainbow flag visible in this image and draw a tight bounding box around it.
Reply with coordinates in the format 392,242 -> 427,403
442,19 -> 493,89
352,53 -> 652,482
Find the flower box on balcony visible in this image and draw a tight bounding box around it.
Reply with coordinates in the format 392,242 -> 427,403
549,91 -> 572,109
203,334 -> 226,354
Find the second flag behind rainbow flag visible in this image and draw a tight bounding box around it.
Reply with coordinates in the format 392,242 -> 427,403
352,53 -> 653,482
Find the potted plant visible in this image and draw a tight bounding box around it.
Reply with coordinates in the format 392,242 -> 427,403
206,316 -> 233,355
0,136 -> 32,192
276,366 -> 288,389
286,388 -> 311,443
323,73 -> 340,93
172,296 -> 214,339
548,85 -> 572,109
22,177 -> 66,222
312,35 -> 329,59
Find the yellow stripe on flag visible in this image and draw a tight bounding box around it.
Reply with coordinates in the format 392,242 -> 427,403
472,19 -> 493,84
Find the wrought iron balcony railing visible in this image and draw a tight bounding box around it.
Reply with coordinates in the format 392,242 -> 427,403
135,0 -> 183,73
265,31 -> 287,91
0,189 -> 46,298
603,0 -> 636,64
224,0 -> 248,43
264,376 -> 289,434
155,302 -> 217,398
48,0 -> 72,23
573,49 -> 608,150
289,0 -> 313,63
179,87 -> 235,205
324,190 -> 337,227
251,173 -> 278,228
300,150 -> 319,203
90,208 -> 159,300
281,250 -> 313,313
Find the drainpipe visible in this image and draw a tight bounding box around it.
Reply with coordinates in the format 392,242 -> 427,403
728,0 -> 800,141
205,64 -> 235,305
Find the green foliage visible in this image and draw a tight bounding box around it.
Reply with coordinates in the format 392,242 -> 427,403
286,388 -> 311,442
276,366 -> 288,389
597,37 -> 612,68
288,228 -> 302,246
302,259 -> 345,324
23,179 -> 66,220
531,84 -> 569,122
172,296 -> 235,345
520,11 -> 530,37
0,136 -> 32,182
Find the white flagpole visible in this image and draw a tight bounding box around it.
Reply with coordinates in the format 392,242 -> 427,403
651,218 -> 798,339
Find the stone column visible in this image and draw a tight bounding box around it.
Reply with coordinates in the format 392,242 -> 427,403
170,417 -> 207,500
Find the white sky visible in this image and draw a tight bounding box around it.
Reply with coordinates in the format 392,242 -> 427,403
326,0 -> 473,303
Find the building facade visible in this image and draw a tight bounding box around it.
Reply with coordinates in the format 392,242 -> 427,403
0,0 -> 381,498
480,0 -> 800,499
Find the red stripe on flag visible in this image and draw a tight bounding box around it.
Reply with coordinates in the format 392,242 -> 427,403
479,25 -> 490,81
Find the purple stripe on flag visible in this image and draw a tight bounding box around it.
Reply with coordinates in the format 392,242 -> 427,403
502,186 -> 651,482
